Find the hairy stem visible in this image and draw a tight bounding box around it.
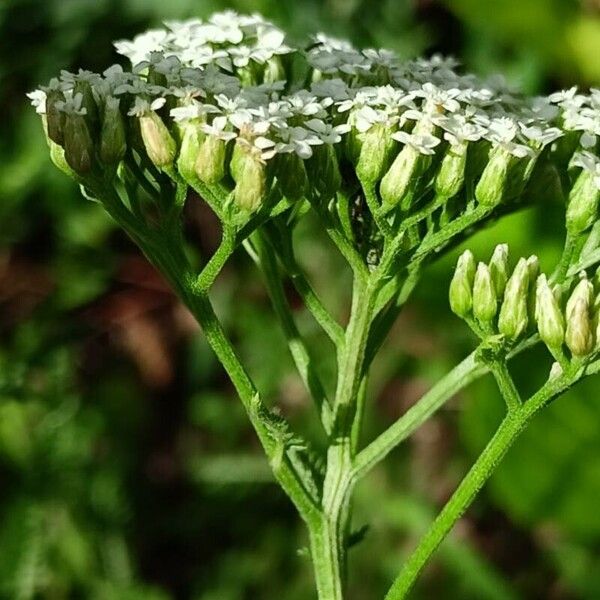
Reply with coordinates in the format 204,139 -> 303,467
385,368 -> 577,599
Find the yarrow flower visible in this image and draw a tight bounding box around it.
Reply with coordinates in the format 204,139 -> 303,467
27,10 -> 600,216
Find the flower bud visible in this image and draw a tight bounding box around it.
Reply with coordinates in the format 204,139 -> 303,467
140,111 -> 177,168
566,167 -> 600,235
195,135 -> 228,184
63,112 -> 94,174
73,80 -> 99,133
356,123 -> 397,184
231,144 -> 267,212
176,120 -> 205,183
99,97 -> 126,165
535,274 -> 565,349
449,250 -> 476,317
307,144 -> 341,200
488,244 -> 509,297
379,146 -> 424,207
46,89 -> 65,146
434,141 -> 467,199
566,276 -> 594,321
565,297 -> 594,357
475,147 -> 514,206
49,136 -> 76,179
275,152 -> 308,200
472,263 -> 498,324
263,56 -> 285,84
526,255 -> 540,282
498,258 -> 530,341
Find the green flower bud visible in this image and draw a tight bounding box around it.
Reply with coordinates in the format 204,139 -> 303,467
472,262 -> 498,324
176,120 -> 205,183
74,80 -> 99,133
566,167 -> 600,235
526,255 -> 540,282
449,250 -> 476,318
231,144 -> 267,212
566,276 -> 594,321
275,152 -> 308,200
140,111 -> 177,168
99,97 -> 126,165
435,141 -> 467,199
343,116 -> 362,165
535,274 -> 565,349
379,145 -> 423,206
356,123 -> 397,184
46,89 -> 66,146
565,297 -> 594,357
475,147 -> 514,206
49,136 -> 76,178
488,244 -> 509,297
63,112 -> 94,174
195,135 -> 228,184
307,144 -> 341,200
498,258 -> 530,341
263,56 -> 285,84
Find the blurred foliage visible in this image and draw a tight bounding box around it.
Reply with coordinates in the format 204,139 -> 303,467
1,0 -> 600,598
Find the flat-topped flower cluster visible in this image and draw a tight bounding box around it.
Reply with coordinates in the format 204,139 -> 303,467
28,11 -> 600,220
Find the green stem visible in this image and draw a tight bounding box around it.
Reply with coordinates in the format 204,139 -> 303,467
266,221 -> 345,348
98,185 -> 319,524
385,370 -> 576,600
489,361 -> 522,412
251,231 -> 333,432
353,352 -> 484,479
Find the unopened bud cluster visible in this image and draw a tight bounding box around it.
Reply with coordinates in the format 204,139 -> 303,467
28,12 -> 600,227
451,246 -> 600,361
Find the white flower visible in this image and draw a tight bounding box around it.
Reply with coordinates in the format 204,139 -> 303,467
518,124 -> 563,148
27,89 -> 47,114
439,113 -> 485,145
200,115 -> 237,141
305,119 -> 350,144
127,96 -> 166,117
114,29 -> 170,65
416,82 -> 461,113
354,106 -> 394,133
170,100 -> 220,122
572,151 -> 600,189
485,117 -> 535,158
392,130 -> 440,155
274,126 -> 323,158
55,92 -> 87,116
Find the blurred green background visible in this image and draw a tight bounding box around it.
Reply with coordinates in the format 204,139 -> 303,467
2,0 -> 600,598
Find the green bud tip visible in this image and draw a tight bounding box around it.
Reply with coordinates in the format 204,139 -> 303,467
449,250 -> 476,318
472,262 -> 498,324
488,243 -> 509,297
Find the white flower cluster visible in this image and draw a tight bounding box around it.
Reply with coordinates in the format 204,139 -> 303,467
28,11 -> 600,196
114,11 -> 291,70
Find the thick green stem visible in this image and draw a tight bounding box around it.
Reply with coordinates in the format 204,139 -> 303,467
311,272 -> 380,597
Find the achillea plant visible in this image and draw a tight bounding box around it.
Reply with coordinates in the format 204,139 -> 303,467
28,11 -> 600,598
